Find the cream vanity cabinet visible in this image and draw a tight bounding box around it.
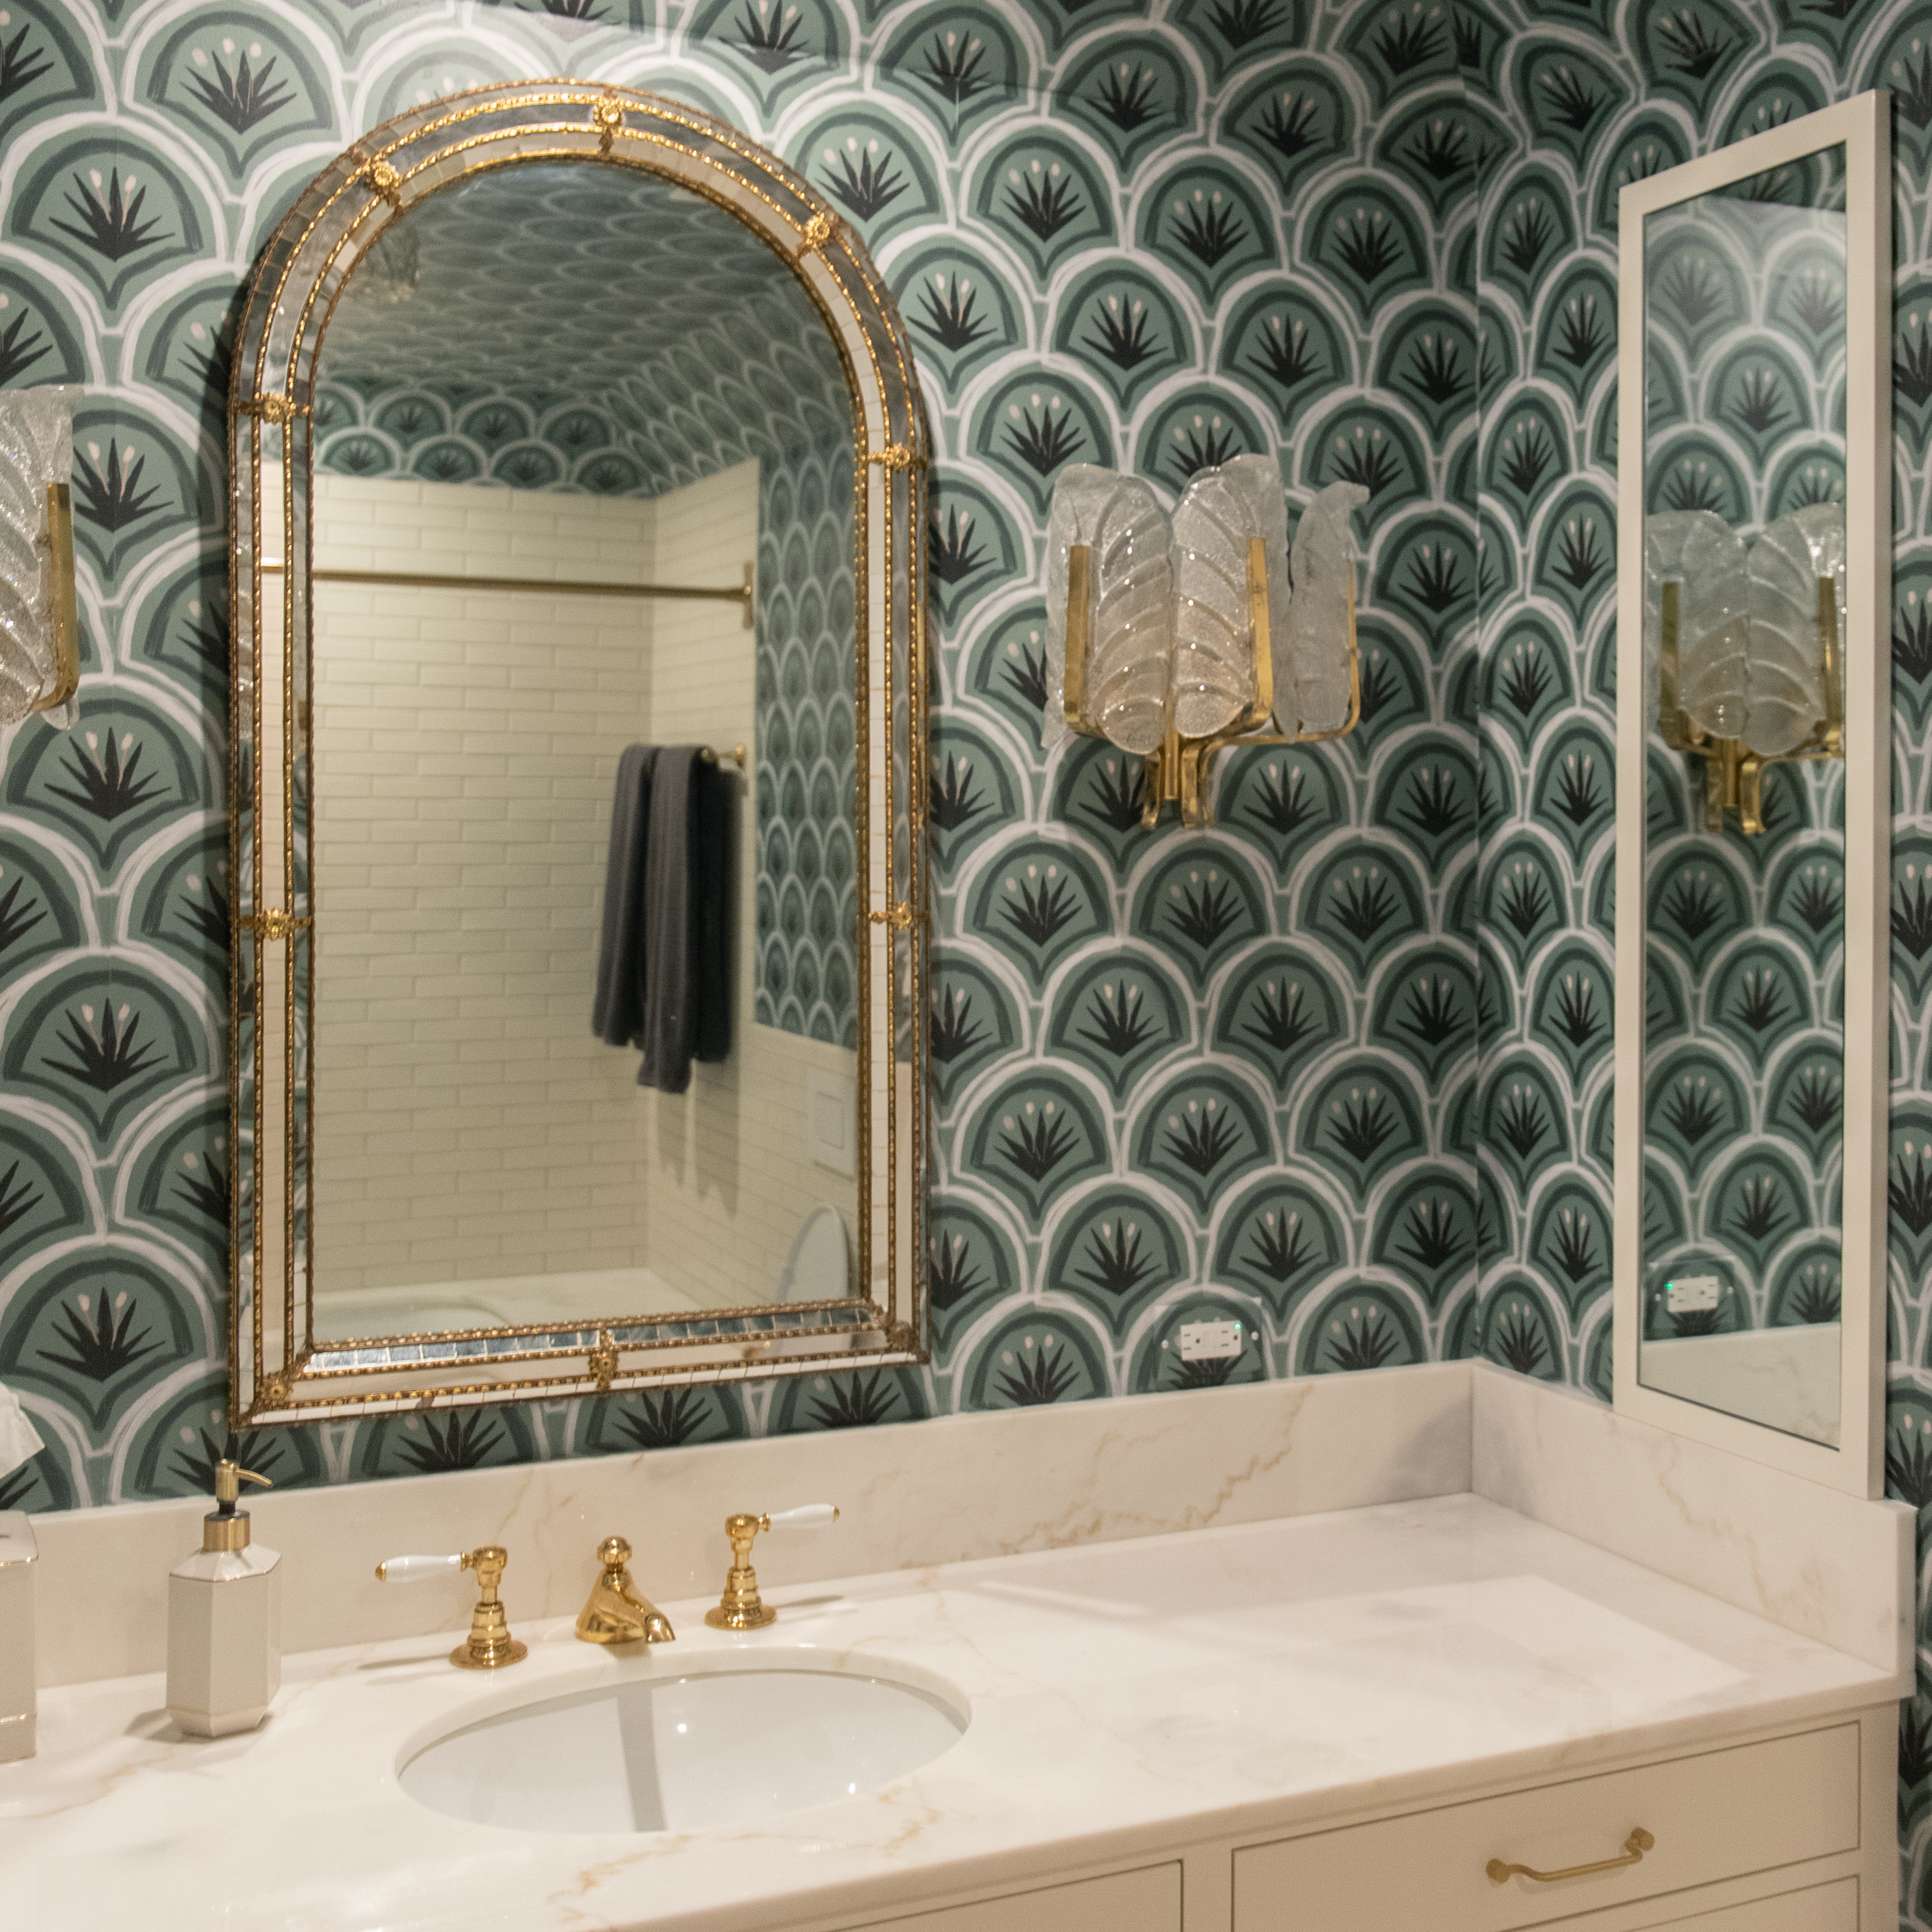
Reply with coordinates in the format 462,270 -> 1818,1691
827,1711 -> 1890,1932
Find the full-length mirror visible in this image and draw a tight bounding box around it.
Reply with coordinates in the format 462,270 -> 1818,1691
1614,93 -> 1888,1493
229,87 -> 927,1424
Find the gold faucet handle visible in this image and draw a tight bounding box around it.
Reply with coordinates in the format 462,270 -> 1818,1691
704,1505 -> 839,1632
375,1546 -> 527,1670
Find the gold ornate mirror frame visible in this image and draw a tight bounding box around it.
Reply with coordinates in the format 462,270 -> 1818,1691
227,83 -> 929,1426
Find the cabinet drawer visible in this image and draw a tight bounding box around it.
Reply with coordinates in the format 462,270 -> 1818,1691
1641,1878 -> 1856,1931
1233,1725 -> 1858,1932
844,1861 -> 1180,1932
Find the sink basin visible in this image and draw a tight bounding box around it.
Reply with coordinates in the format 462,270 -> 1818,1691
398,1665 -> 967,1834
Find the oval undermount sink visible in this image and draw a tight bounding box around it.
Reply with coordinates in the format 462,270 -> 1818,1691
398,1666 -> 967,1834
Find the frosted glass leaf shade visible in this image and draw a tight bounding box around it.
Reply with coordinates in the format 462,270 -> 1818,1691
0,384 -> 81,749
1045,463 -> 1172,757
1644,510 -> 1749,742
1169,454 -> 1285,739
1747,506 -> 1845,758
1281,480 -> 1366,736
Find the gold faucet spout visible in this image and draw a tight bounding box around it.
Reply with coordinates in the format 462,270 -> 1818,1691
576,1536 -> 675,1645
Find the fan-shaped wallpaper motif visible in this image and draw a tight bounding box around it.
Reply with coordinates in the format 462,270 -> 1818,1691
6,0 -> 1932,1901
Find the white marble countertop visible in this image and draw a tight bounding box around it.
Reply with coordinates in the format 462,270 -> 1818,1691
2,1492 -> 1896,1932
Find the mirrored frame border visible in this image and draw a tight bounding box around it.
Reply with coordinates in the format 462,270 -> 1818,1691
1613,90 -> 1890,1497
227,83 -> 930,1426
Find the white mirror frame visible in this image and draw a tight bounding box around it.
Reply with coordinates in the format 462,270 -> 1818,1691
1614,90 -> 1891,1497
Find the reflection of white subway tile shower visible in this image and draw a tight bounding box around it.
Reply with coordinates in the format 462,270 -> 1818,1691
308,465 -> 858,1317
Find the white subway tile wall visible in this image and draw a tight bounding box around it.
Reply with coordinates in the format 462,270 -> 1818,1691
307,467 -> 859,1317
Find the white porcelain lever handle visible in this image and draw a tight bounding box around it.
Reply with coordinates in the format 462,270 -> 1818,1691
765,1505 -> 839,1530
375,1553 -> 462,1583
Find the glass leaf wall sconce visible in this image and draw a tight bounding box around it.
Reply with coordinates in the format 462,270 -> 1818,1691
1645,505 -> 1846,834
0,384 -> 81,768
1044,458 -> 1365,829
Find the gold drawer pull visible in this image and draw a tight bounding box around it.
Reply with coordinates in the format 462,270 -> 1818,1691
1487,1828 -> 1655,1885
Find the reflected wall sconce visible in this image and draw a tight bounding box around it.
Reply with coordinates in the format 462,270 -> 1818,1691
1645,505 -> 1845,834
1045,459 -> 1365,830
0,384 -> 81,767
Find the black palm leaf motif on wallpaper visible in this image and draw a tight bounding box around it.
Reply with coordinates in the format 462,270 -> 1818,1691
0,1160 -> 39,1242
1078,1218 -> 1157,1297
921,31 -> 988,105
52,172 -> 169,261
1171,1353 -> 1241,1390
1081,982 -> 1157,1058
1553,296 -> 1610,371
0,877 -> 46,963
73,447 -> 166,533
174,1149 -> 229,1227
1164,1097 -> 1243,1176
1246,979 -> 1318,1054
1251,311 -> 1325,391
396,1410 -> 501,1474
1399,1196 -> 1467,1272
1494,1084 -> 1550,1163
915,276 -> 989,352
1374,6 -> 1446,73
1213,0 -> 1289,51
1891,1141 -> 1932,1237
1326,1306 -> 1400,1371
176,875 -> 231,953
1171,412 -> 1241,481
615,1386 -> 712,1450
1549,973 -> 1605,1051
1787,1066 -> 1842,1135
1653,10 -> 1734,81
1244,763 -> 1316,837
1497,863 -> 1553,939
1082,756 -> 1148,832
997,1342 -> 1078,1406
1326,1085 -> 1398,1164
929,1235 -> 986,1314
0,19 -> 54,102
736,0 -> 807,73
1001,628 -> 1048,711
1492,1304 -> 1550,1376
183,49 -> 296,132
1245,1209 -> 1316,1287
997,1101 -> 1077,1181
1403,541 -> 1466,612
1900,317 -> 1932,409
930,987 -> 987,1064
1167,870 -> 1242,948
810,1372 -> 900,1430
45,1002 -> 160,1092
1402,974 -> 1466,1052
1084,293 -> 1161,371
47,732 -> 164,820
1000,866 -> 1080,946
1329,866 -> 1400,944
1330,205 -> 1401,284
1004,163 -> 1084,242
1540,64 -> 1606,133
0,310 -> 50,387
0,1463 -> 40,1512
1499,196 -> 1557,278
1544,1208 -> 1604,1290
1004,395 -> 1085,476
1895,869 -> 1932,958
1092,65 -> 1163,133
1788,864 -> 1842,934
822,140 -> 906,221
39,1292 -> 159,1383
930,754 -> 989,832
927,507 -> 986,585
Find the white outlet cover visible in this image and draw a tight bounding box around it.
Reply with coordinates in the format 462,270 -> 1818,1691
1178,1320 -> 1243,1361
1664,1275 -> 1722,1314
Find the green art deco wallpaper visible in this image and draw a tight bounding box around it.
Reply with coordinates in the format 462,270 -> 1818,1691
6,0 -> 1932,1902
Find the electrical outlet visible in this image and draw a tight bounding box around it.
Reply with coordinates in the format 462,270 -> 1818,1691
1179,1320 -> 1243,1361
1664,1275 -> 1721,1314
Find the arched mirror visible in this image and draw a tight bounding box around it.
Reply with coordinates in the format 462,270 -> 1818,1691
228,85 -> 927,1425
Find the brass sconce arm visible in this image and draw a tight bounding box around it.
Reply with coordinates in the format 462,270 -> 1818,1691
36,482 -> 78,714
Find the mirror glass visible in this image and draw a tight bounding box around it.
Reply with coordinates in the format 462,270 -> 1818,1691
1637,149 -> 1848,1445
296,161 -> 860,1343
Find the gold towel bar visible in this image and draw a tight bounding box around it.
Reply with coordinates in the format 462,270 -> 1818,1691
701,744 -> 749,771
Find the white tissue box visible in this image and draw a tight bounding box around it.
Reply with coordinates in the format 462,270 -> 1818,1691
0,1510 -> 35,1760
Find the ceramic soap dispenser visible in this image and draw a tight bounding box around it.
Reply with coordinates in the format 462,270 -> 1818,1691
166,1458 -> 280,1737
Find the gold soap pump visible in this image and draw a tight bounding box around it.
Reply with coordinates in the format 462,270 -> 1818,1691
166,1457 -> 283,1737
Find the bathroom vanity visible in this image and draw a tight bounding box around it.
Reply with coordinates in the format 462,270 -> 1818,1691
2,1365 -> 1907,1932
